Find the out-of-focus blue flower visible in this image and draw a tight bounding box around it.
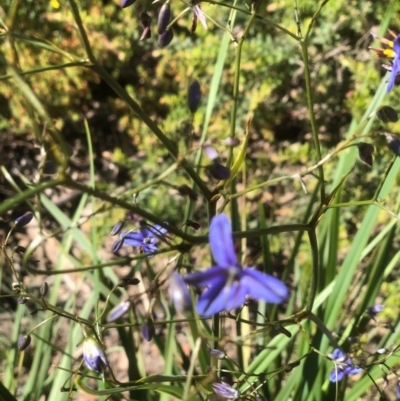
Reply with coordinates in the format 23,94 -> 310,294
387,34 -> 400,93
184,214 -> 288,317
366,304 -> 384,316
82,338 -> 108,373
396,380 -> 400,399
329,348 -> 363,382
169,272 -> 192,313
117,223 -> 168,254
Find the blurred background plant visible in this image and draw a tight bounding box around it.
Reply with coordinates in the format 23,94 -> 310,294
1,0 -> 400,400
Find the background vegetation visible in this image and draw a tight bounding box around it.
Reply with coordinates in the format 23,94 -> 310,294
1,0 -> 400,400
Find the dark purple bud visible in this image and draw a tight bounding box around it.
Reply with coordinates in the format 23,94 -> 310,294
118,277 -> 140,287
186,220 -> 201,230
14,246 -> 27,254
212,382 -> 240,399
121,0 -> 136,8
140,11 -> 151,28
177,185 -> 198,201
151,298 -> 167,320
106,301 -> 131,323
158,29 -> 174,47
207,162 -> 230,180
112,239 -> 124,253
43,160 -> 57,175
169,272 -> 192,313
157,3 -> 171,35
376,106 -> 398,123
15,212 -> 33,227
82,338 -> 108,373
40,282 -> 49,298
140,26 -> 152,40
366,304 -> 384,315
111,221 -> 125,236
356,142 -> 374,167
385,134 -> 400,156
189,15 -> 197,34
187,79 -> 202,114
18,334 -> 31,351
141,321 -> 155,341
18,297 -> 27,304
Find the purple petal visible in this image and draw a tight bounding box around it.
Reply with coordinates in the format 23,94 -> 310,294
387,35 -> 400,93
330,367 -> 344,382
212,382 -> 239,399
184,266 -> 229,288
343,366 -> 363,376
331,348 -> 345,361
240,269 -> 288,303
196,276 -> 228,316
193,5 -> 207,30
209,214 -> 237,268
169,272 -> 192,313
120,231 -> 144,247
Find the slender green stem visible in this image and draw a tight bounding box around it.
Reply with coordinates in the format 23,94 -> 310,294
306,229 -> 319,312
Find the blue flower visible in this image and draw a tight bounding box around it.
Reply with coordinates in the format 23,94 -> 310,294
329,348 -> 363,382
387,34 -> 400,93
82,338 -> 108,373
118,223 -> 168,254
184,214 -> 288,317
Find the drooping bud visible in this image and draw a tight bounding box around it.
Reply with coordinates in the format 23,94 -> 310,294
18,334 -> 31,351
82,338 -> 108,373
106,301 -> 131,323
169,272 -> 192,313
158,29 -> 174,47
187,79 -> 202,114
40,282 -> 49,298
207,162 -> 230,180
42,160 -> 57,175
385,134 -> 400,156
121,0 -> 136,8
140,27 -> 152,41
140,11 -> 151,28
112,239 -> 124,253
14,246 -> 27,254
189,15 -> 197,34
141,321 -> 155,341
203,144 -> 219,161
212,382 -> 240,400
185,220 -> 201,230
376,105 -> 398,123
118,277 -> 140,287
15,212 -> 33,227
366,304 -> 384,316
210,349 -> 225,359
356,142 -> 374,167
111,221 -> 125,236
177,185 -> 198,201
157,3 -> 171,35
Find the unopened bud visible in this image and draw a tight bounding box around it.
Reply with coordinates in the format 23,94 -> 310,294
210,349 -> 225,359
18,334 -> 31,351
118,277 -> 140,287
212,382 -> 240,399
141,321 -> 155,341
82,338 -> 109,373
207,162 -> 230,180
177,185 -> 198,201
157,3 -> 171,35
376,105 -> 398,123
15,212 -> 33,227
121,0 -> 136,8
111,221 -> 125,236
106,301 -> 131,323
158,29 -> 174,47
40,282 -> 49,298
112,239 -> 124,253
187,79 -> 202,114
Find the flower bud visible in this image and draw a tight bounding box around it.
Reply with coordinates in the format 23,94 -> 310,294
140,27 -> 152,41
376,105 -> 398,123
157,3 -> 171,35
42,160 -> 57,175
177,185 -> 198,201
18,334 -> 31,351
385,134 -> 400,156
106,301 -> 131,323
207,162 -> 230,180
189,15 -> 197,34
140,11 -> 151,28
118,277 -> 140,287
366,304 -> 384,316
169,272 -> 192,313
187,79 -> 202,114
111,221 -> 125,236
40,282 -> 49,298
212,382 -> 240,399
82,338 -> 108,373
158,29 -> 174,47
15,212 -> 33,227
222,137 -> 241,147
210,349 -> 225,359
185,220 -> 201,230
112,239 -> 124,253
121,0 -> 136,8
356,142 -> 374,167
141,321 -> 155,341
